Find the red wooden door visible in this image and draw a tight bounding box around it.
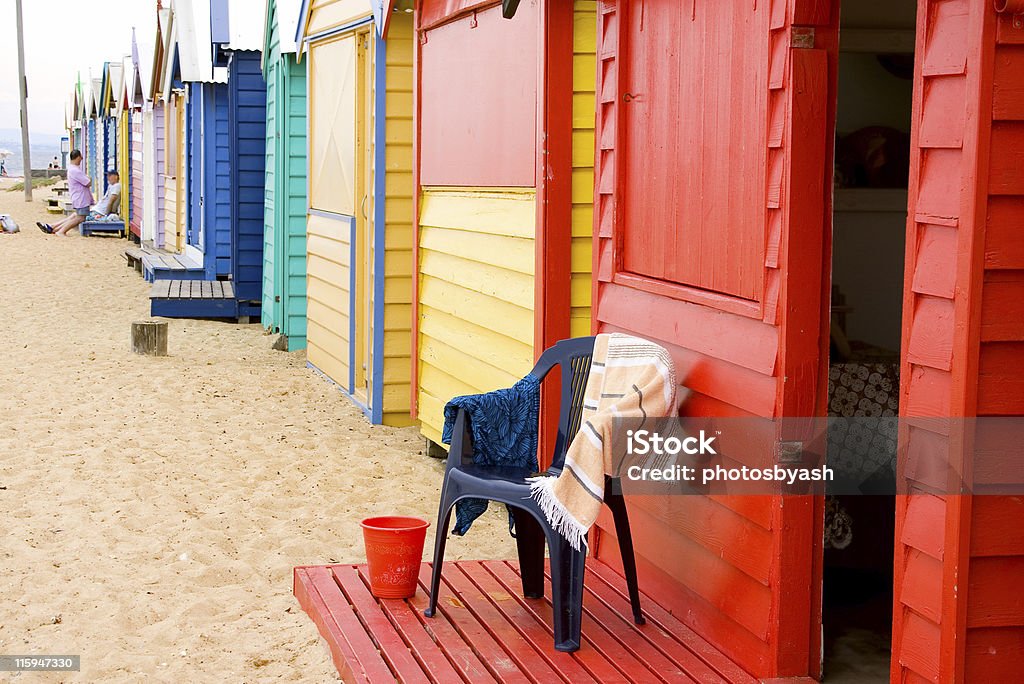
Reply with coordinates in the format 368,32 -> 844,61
590,1 -> 838,678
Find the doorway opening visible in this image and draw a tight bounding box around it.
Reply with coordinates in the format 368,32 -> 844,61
825,0 -> 917,680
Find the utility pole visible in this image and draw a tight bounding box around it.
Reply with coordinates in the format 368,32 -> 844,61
15,0 -> 32,201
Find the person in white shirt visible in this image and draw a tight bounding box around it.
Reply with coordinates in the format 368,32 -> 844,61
90,170 -> 121,219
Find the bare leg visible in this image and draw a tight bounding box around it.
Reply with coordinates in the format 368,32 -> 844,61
47,211 -> 81,232
54,214 -> 86,236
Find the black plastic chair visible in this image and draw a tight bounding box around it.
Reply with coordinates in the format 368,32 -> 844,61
423,336 -> 644,652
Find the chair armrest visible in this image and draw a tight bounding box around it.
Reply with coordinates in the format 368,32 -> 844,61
446,407 -> 474,471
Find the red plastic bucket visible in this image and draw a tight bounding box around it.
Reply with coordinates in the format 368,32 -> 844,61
360,516 -> 430,599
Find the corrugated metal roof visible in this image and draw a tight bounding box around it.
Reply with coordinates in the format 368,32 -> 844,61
174,0 -> 221,83
227,0 -> 267,51
107,62 -> 124,113
276,0 -> 303,54
91,77 -> 103,117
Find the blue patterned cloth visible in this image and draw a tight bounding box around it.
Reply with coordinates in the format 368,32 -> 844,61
442,374 -> 541,535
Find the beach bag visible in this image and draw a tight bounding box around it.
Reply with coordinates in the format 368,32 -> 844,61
0,214 -> 18,233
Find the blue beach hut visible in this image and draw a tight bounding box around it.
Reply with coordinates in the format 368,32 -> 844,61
149,0 -> 267,321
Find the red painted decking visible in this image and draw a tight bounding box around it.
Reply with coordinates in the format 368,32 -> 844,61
293,559 -> 758,683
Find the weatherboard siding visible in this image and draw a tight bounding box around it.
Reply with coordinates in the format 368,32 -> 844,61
306,211 -> 352,390
131,110 -> 143,236
378,13 -> 414,425
229,51 -> 267,305
571,0 -> 596,337
416,187 -> 537,445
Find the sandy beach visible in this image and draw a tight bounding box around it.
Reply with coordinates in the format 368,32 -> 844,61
0,181 -> 515,682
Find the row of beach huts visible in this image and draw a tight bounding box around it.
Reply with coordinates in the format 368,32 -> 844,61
68,0 -> 597,440
64,0 -> 1024,681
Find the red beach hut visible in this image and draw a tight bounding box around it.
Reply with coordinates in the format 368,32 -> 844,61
585,0 -> 1024,681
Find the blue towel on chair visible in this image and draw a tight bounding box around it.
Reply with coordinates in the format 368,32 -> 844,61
442,374 -> 541,535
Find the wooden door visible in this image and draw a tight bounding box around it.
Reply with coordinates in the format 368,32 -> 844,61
307,32 -> 362,394
590,1 -> 838,678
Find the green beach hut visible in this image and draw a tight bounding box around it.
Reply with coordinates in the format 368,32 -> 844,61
261,0 -> 308,350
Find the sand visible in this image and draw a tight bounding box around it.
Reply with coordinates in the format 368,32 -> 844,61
0,181 -> 517,682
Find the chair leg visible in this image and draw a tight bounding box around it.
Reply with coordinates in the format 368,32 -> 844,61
548,533 -> 586,652
423,496 -> 454,618
511,508 -> 545,599
606,491 -> 644,625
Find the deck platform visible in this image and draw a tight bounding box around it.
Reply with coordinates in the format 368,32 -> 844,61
80,220 -> 126,237
142,253 -> 204,282
123,246 -> 150,273
150,280 -> 237,319
294,559 -> 757,683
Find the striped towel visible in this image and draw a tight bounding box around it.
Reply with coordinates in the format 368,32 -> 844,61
529,333 -> 677,551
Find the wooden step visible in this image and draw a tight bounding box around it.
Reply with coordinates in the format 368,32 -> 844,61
141,252 -> 204,282
150,280 -> 237,319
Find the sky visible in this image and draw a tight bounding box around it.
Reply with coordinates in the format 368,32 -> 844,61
0,0 -> 157,139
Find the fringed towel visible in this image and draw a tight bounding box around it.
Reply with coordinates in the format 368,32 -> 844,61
530,333 -> 676,551
441,374 -> 541,535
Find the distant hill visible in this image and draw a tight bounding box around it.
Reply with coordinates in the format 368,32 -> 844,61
0,128 -> 63,144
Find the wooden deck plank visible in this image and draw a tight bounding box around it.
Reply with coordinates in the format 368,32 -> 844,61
293,567 -> 367,683
460,562 -> 624,683
407,583 -> 502,683
585,562 -> 758,684
332,566 -> 432,684
415,564 -> 533,683
484,561 -> 695,684
372,593 -> 469,684
306,566 -> 397,682
295,561 -> 755,684
446,565 -> 602,679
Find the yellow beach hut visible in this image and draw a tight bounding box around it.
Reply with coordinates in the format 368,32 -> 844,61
114,55 -> 132,227
295,0 -> 415,425
409,1 -> 598,448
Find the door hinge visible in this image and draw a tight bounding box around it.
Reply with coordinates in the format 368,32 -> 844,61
777,440 -> 804,464
791,27 -> 815,49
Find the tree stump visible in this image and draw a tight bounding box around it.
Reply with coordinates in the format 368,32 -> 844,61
132,320 -> 168,356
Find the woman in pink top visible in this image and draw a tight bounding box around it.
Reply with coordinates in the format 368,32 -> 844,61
37,149 -> 93,236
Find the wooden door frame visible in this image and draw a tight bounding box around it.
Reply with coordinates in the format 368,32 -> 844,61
352,26 -> 373,406
274,64 -> 288,337
535,0 -> 574,464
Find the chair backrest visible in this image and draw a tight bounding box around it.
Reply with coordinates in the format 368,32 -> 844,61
530,336 -> 596,472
